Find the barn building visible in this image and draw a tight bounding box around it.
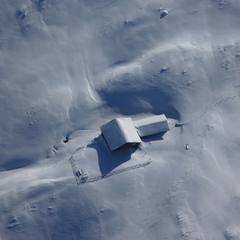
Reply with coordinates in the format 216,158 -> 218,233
134,114 -> 170,138
101,117 -> 141,151
101,114 -> 170,152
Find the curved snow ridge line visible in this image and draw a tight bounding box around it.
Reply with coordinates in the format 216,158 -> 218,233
76,160 -> 152,185
20,176 -> 75,192
101,40 -> 212,81
104,61 -> 142,83
0,175 -> 74,198
140,40 -> 211,64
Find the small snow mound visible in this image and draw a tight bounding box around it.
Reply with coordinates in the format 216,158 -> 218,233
176,207 -> 205,240
224,225 -> 240,240
7,216 -> 21,230
159,9 -> 169,19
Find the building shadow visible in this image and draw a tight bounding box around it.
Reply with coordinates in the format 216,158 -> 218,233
87,135 -> 137,176
98,83 -> 181,121
141,131 -> 166,143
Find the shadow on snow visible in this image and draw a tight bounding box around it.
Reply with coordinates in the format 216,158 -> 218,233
87,135 -> 138,176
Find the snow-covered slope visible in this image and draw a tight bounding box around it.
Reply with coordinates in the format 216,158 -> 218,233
1,0 -> 240,239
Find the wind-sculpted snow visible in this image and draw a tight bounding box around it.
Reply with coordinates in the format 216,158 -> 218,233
1,0 -> 240,239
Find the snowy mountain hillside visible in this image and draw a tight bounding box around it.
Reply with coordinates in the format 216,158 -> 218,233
1,0 -> 240,239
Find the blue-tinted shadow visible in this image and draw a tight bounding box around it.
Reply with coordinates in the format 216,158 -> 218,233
87,135 -> 137,176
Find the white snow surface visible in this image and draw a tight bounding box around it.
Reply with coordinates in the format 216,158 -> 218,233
1,0 -> 240,239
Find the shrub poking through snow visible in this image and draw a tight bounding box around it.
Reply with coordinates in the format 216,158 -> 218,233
159,9 -> 169,19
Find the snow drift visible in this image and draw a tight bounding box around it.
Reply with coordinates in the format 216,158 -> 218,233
1,0 -> 240,239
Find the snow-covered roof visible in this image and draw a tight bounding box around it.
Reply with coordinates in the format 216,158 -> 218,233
101,118 -> 141,151
134,114 -> 170,137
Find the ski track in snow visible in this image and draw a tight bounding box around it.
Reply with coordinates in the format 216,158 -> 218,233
81,50 -> 101,104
